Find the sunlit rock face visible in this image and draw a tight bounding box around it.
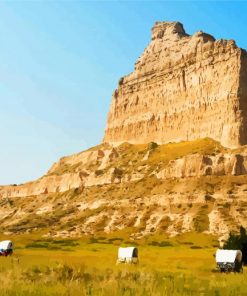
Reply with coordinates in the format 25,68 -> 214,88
104,21 -> 247,148
2,22 -> 247,241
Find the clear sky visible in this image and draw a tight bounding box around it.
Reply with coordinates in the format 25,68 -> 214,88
0,1 -> 246,185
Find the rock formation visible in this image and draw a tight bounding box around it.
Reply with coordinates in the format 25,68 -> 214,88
1,138 -> 247,242
104,21 -> 247,148
1,22 -> 247,242
1,139 -> 247,199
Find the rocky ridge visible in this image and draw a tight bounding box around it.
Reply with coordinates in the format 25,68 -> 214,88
1,139 -> 247,199
104,21 -> 247,148
1,138 -> 247,242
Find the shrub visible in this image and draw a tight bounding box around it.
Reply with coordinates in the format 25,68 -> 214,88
148,241 -> 173,247
148,142 -> 158,150
224,226 -> 247,264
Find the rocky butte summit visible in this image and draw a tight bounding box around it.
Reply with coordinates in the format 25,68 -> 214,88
104,21 -> 247,148
1,21 -> 247,242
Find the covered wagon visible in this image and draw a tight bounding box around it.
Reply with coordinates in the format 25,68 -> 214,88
117,247 -> 138,264
0,240 -> 13,257
215,249 -> 243,272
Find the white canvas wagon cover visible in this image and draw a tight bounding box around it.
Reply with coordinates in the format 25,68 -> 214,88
0,240 -> 13,250
216,249 -> 242,263
118,247 -> 138,259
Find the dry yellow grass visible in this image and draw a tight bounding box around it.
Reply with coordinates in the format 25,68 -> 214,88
0,233 -> 246,295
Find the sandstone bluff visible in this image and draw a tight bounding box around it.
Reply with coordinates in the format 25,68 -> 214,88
104,21 -> 247,149
1,22 -> 247,243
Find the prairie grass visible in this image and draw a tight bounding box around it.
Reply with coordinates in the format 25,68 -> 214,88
0,234 -> 246,295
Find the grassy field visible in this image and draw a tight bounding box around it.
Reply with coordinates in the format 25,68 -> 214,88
0,233 -> 247,295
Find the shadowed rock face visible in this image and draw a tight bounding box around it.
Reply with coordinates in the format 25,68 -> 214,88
104,21 -> 247,148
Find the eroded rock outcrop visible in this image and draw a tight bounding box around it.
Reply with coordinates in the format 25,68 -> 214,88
156,153 -> 247,179
104,21 -> 247,148
1,138 -> 247,241
1,139 -> 247,198
2,21 -> 247,241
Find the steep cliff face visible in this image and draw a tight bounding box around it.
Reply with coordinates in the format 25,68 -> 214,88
104,21 -> 247,148
239,49 -> 247,144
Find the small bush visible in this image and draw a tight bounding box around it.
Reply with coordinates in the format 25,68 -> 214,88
148,142 -> 158,150
148,241 -> 173,247
224,226 -> 247,264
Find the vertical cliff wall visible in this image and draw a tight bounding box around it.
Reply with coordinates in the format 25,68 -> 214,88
239,50 -> 247,145
104,21 -> 247,148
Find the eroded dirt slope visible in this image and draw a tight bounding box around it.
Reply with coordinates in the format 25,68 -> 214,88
1,138 -> 247,243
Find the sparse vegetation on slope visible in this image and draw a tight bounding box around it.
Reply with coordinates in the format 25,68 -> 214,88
1,138 -> 247,241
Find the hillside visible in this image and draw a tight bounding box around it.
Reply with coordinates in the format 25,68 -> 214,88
1,21 -> 247,243
1,138 -> 247,243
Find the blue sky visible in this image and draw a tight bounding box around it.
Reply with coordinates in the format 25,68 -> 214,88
0,1 -> 246,185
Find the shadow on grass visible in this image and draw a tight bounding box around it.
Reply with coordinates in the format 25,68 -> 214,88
25,239 -> 79,251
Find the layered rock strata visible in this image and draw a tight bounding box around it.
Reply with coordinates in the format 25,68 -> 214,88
1,139 -> 247,241
104,21 -> 247,148
1,139 -> 247,198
